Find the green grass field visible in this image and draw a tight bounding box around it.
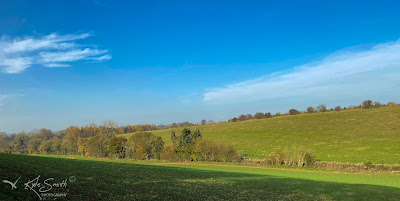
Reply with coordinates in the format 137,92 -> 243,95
1,153 -> 400,200
121,107 -> 400,164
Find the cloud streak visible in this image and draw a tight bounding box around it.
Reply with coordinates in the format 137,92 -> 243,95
204,40 -> 400,103
0,33 -> 111,73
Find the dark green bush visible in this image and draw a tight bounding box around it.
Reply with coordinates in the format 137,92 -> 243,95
363,161 -> 373,169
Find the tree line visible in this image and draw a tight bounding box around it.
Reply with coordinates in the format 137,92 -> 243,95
0,126 -> 241,163
228,100 -> 398,122
0,121 -> 154,155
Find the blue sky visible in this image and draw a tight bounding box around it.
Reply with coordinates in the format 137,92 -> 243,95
1,0 -> 400,133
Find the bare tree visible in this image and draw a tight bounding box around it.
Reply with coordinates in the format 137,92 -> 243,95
207,120 -> 216,124
316,104 -> 327,112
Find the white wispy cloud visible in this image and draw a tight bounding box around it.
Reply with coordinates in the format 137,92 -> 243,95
204,40 -> 400,103
40,48 -> 108,63
0,57 -> 32,74
0,33 -> 111,73
43,63 -> 71,68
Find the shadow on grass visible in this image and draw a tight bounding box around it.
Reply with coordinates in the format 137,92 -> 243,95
0,153 -> 399,200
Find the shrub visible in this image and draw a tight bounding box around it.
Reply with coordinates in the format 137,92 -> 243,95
334,106 -> 342,111
304,152 -> 314,165
194,139 -> 240,163
373,102 -> 382,108
289,109 -> 300,115
265,152 -> 284,166
168,128 -> 240,163
245,114 -> 253,120
264,112 -> 272,118
362,100 -> 373,109
306,106 -> 315,113
207,120 -> 216,124
229,117 -> 238,122
264,146 -> 315,167
237,114 -> 247,121
254,112 -> 264,119
363,161 -> 373,169
294,146 -> 315,167
388,101 -> 396,107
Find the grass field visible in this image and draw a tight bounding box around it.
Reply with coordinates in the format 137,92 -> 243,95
120,107 -> 400,164
1,153 -> 400,200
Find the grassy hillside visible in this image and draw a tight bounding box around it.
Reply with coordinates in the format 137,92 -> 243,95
121,107 -> 400,164
1,154 -> 400,200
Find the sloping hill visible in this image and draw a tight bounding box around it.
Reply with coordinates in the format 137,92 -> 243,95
121,107 -> 400,164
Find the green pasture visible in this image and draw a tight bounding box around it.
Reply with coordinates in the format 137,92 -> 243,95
1,154 -> 400,200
